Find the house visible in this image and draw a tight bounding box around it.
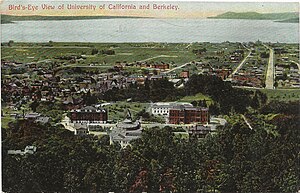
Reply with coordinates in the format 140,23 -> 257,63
150,75 -> 165,81
25,113 -> 41,120
35,116 -> 51,124
152,63 -> 170,70
180,71 -> 189,78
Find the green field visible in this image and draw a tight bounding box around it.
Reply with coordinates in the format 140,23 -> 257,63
247,88 -> 300,102
104,101 -> 149,122
178,93 -> 213,105
1,103 -> 32,128
1,42 -> 244,68
1,42 -> 198,65
1,116 -> 15,129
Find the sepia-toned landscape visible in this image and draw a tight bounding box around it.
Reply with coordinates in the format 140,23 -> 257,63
1,1 -> 299,192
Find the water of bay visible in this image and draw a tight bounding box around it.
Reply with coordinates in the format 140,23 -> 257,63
1,18 -> 299,43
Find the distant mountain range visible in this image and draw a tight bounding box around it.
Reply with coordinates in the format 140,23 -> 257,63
209,12 -> 299,23
0,14 -> 146,24
1,12 -> 299,24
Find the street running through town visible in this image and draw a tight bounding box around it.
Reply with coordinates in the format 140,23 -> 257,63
226,44 -> 251,81
263,44 -> 275,89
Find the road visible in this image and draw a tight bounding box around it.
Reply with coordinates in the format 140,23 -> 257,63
137,55 -> 178,63
226,44 -> 251,80
164,63 -> 189,74
65,65 -> 111,68
36,59 -> 53,64
263,44 -> 275,89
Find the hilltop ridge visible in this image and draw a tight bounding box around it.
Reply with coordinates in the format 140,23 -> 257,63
209,11 -> 299,23
0,14 -> 147,24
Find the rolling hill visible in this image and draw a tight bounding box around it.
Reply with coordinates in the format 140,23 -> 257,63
1,14 -> 145,24
209,12 -> 299,23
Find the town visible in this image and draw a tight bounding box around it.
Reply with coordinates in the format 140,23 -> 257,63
1,41 -> 299,143
2,41 -> 299,193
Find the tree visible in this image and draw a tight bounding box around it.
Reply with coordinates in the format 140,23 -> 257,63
191,100 -> 198,107
199,99 -> 207,107
8,40 -> 14,47
251,91 -> 260,109
91,48 -> 98,55
30,100 -> 39,112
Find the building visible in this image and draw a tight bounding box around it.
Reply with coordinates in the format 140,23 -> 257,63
24,113 -> 41,120
70,106 -> 107,123
188,125 -> 212,138
24,113 -> 51,124
8,145 -> 37,155
150,102 -> 193,117
180,71 -> 190,78
73,123 -> 89,136
109,118 -> 142,148
188,117 -> 227,138
169,106 -> 209,124
152,63 -> 170,70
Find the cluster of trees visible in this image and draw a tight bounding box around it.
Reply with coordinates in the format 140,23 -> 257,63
2,100 -> 299,192
101,75 -> 266,115
55,55 -> 85,60
192,48 -> 207,55
260,52 -> 270,58
135,109 -> 165,123
102,78 -> 180,102
91,48 -> 115,55
184,75 -> 255,114
191,100 -> 208,107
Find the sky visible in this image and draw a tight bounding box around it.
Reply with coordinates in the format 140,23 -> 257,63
0,0 -> 299,18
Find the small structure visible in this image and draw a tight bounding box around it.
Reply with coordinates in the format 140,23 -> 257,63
188,125 -> 212,138
73,123 -> 89,136
180,71 -> 190,78
24,146 -> 37,154
24,113 -> 40,120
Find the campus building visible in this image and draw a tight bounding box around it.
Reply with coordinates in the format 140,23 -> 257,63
70,106 -> 108,123
150,102 -> 193,117
109,118 -> 142,148
169,106 -> 209,124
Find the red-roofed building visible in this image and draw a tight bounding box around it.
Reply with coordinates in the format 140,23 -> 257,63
169,106 -> 209,124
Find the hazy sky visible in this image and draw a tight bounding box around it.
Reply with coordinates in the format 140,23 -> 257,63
1,0 -> 299,18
